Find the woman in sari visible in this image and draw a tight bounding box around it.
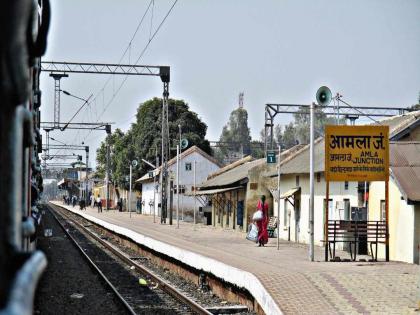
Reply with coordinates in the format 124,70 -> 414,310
256,195 -> 269,246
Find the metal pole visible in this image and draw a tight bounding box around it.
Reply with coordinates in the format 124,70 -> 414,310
154,148 -> 158,223
336,96 -> 340,124
385,179 -> 389,261
309,102 -> 315,261
106,140 -> 110,210
161,82 -> 169,224
277,145 -> 281,250
325,182 -> 330,262
176,145 -> 180,228
264,109 -> 268,157
153,174 -> 156,223
129,164 -> 132,218
85,146 -> 89,205
179,124 -> 183,221
364,181 -> 367,207
193,160 -> 196,226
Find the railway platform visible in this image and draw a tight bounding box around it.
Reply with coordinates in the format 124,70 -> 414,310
50,201 -> 420,315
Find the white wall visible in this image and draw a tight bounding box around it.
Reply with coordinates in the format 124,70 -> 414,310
273,173 -> 359,246
167,151 -> 219,213
141,151 -> 220,215
369,180 -> 418,264
141,180 -> 159,215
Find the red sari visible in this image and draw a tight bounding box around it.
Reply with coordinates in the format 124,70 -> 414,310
256,200 -> 269,245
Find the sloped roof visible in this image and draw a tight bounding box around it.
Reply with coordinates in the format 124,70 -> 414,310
265,138 -> 324,176
379,110 -> 420,139
136,145 -> 221,183
199,145 -> 305,189
266,110 -> 420,177
199,158 -> 264,188
389,142 -> 420,202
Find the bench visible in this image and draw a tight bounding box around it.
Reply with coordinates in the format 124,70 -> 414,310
325,220 -> 387,261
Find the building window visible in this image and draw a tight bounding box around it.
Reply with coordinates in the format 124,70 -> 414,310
185,162 -> 192,171
380,200 -> 386,221
296,176 -> 300,187
174,185 -> 186,194
344,181 -> 349,190
316,173 -> 321,183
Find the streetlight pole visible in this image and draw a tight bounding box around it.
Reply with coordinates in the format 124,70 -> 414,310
129,159 -> 138,218
176,144 -> 180,228
155,147 -> 159,223
85,146 -> 89,206
277,145 -> 281,250
106,141 -> 110,210
178,124 -> 183,220
193,160 -> 197,227
60,90 -> 93,131
309,102 -> 315,261
129,163 -> 132,218
105,125 -> 111,210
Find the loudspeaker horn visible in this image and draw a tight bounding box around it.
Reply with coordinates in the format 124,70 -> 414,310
316,86 -> 332,106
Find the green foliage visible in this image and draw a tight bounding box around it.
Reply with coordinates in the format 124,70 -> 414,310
216,108 -> 252,161
96,98 -> 210,185
261,107 -> 344,151
250,140 -> 265,158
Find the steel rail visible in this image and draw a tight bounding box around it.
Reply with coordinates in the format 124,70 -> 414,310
51,204 -> 212,315
47,205 -> 137,315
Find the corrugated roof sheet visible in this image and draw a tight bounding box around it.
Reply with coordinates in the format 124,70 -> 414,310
389,142 -> 420,202
185,186 -> 243,196
266,111 -> 420,177
199,158 -> 264,188
381,110 -> 420,138
199,144 -> 305,189
264,139 -> 324,176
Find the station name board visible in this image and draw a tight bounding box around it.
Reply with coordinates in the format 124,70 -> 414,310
325,125 -> 389,181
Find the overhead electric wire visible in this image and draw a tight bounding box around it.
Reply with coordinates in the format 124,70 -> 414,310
88,0 -> 154,123
49,1 -> 178,171
47,1 -> 156,170
82,0 -> 179,143
61,94 -> 93,131
336,97 -> 382,125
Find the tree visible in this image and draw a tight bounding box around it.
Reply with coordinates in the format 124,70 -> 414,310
216,108 -> 252,162
96,128 -> 132,188
261,107 -> 343,151
410,92 -> 420,111
96,98 -> 211,182
250,140 -> 265,158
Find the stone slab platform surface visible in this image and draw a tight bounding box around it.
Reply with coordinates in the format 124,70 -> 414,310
51,202 -> 420,315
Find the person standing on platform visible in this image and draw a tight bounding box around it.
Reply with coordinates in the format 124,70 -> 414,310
90,194 -> 94,208
97,195 -> 102,213
136,197 -> 141,214
118,197 -> 123,212
255,195 -> 269,247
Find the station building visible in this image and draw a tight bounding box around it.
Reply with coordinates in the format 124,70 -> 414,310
368,142 -> 420,264
196,145 -> 303,230
136,146 -> 221,218
266,110 -> 420,263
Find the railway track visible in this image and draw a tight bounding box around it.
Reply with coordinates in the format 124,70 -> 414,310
48,203 -> 212,315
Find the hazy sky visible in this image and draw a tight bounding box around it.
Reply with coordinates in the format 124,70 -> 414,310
41,0 -> 420,167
